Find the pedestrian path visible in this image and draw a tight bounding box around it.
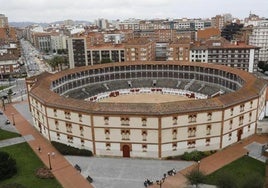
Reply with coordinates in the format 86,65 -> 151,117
2,102 -> 93,188
0,135 -> 34,148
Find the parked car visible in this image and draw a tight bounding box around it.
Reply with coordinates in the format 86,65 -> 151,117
5,120 -> 10,125
0,110 -> 3,115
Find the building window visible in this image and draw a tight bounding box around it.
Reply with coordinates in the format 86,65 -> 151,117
78,114 -> 82,122
248,125 -> 251,132
67,135 -> 73,143
207,113 -> 212,121
250,101 -> 253,108
121,130 -> 130,140
66,123 -> 72,133
104,117 -> 109,125
188,127 -> 196,137
172,129 -> 177,140
230,108 -> 233,116
105,129 -> 110,140
228,133 -> 232,140
239,116 -> 244,125
172,142 -> 177,151
206,138 -> 210,146
65,111 -> 71,119
142,118 -> 147,126
121,117 -> 130,126
81,139 -> 85,147
187,140 -> 196,148
106,143 -> 111,150
206,125 -> 211,135
57,132 -> 60,140
142,130 -> 147,141
229,119 -> 233,130
142,144 -> 147,152
80,126 -> 84,136
188,114 -> 197,123
249,112 -> 252,122
240,104 -> 245,112
53,109 -> 57,117
55,120 -> 59,130
173,116 -> 178,125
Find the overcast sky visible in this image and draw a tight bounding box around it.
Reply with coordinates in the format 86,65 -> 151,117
1,0 -> 267,23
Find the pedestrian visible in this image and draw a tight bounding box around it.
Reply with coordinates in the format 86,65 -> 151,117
37,146 -> 41,153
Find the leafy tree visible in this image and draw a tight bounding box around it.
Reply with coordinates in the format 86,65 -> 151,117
101,58 -> 113,64
216,172 -> 237,188
221,23 -> 244,41
258,61 -> 266,71
47,56 -> 68,71
185,169 -> 206,187
0,151 -> 17,180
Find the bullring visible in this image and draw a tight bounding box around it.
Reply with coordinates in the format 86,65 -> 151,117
26,61 -> 266,158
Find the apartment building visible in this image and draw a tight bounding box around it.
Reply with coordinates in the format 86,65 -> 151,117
32,32 -> 51,52
50,33 -> 68,52
0,14 -> 8,28
249,20 -> 268,62
167,37 -> 191,61
87,44 -> 125,65
190,37 -> 259,72
124,38 -> 155,61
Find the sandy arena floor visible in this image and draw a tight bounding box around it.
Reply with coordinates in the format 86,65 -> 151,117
99,93 -> 193,103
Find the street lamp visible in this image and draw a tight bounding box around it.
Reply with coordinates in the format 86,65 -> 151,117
1,97 -> 5,111
156,176 -> 166,188
197,160 -> 201,172
47,153 -> 52,170
11,113 -> 15,126
20,89 -> 23,101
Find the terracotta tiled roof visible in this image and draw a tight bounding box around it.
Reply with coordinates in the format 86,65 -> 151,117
29,61 -> 266,115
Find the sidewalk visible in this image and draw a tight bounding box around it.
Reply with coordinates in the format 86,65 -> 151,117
3,102 -> 93,188
148,135 -> 268,188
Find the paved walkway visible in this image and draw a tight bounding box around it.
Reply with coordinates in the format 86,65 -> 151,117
2,102 -> 93,188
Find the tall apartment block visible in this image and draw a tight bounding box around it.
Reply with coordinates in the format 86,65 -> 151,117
190,37 -> 259,72
249,20 -> 268,62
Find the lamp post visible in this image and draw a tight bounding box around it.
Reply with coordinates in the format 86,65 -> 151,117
156,176 -> 166,188
47,153 -> 52,170
20,89 -> 23,101
197,160 -> 201,172
11,113 -> 15,126
1,97 -> 5,111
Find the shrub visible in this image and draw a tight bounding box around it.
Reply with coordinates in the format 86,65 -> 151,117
185,169 -> 206,187
181,150 -> 205,161
51,141 -> 93,156
0,151 -> 17,180
35,167 -> 54,179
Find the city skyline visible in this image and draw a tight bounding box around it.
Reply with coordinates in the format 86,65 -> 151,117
0,0 -> 267,23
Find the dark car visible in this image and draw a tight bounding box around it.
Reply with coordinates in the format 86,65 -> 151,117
0,110 -> 3,115
5,120 -> 10,125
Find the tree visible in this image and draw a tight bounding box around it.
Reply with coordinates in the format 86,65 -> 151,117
258,61 -> 266,71
0,151 -> 17,180
185,169 -> 206,187
47,56 -> 67,71
221,23 -> 244,41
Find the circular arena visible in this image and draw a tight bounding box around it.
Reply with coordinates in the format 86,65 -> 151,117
27,61 -> 266,159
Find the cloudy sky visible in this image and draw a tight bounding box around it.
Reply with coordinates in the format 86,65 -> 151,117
0,0 -> 267,23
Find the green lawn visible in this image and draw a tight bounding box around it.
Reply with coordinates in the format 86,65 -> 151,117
0,143 -> 62,188
0,129 -> 21,140
205,155 -> 265,187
